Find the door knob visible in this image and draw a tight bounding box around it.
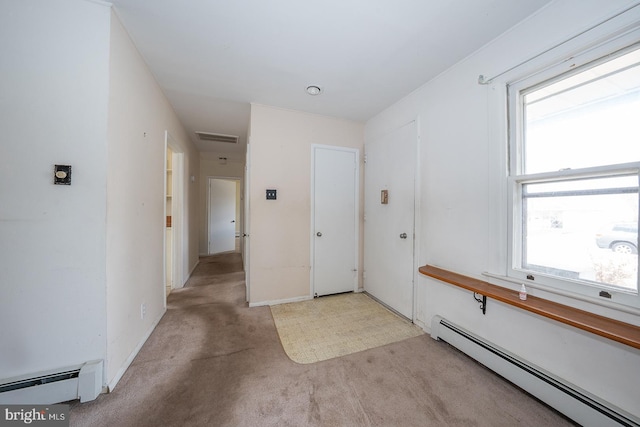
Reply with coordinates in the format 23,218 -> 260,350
316,232 -> 322,237
400,233 -> 408,239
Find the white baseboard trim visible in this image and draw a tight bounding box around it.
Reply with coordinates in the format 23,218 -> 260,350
249,295 -> 313,307
414,318 -> 428,333
107,310 -> 165,392
186,259 -> 199,282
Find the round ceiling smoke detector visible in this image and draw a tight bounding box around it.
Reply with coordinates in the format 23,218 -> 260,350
306,85 -> 322,96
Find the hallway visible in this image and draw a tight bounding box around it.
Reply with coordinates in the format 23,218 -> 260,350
69,253 -> 573,427
70,252 -> 275,425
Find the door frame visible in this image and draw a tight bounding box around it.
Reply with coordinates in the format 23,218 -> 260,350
207,176 -> 241,255
412,119 -> 422,323
164,131 -> 185,305
310,144 -> 360,297
244,141 -> 251,302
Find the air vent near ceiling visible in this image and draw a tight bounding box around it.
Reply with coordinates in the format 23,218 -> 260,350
195,132 -> 238,144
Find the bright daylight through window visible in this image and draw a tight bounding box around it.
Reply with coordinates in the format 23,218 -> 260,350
510,44 -> 640,299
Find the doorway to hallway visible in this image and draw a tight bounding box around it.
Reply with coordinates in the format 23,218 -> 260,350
165,132 -> 185,299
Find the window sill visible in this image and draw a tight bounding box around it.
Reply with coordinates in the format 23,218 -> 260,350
419,264 -> 640,350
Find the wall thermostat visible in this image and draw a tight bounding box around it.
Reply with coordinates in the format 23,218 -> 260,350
54,165 -> 72,185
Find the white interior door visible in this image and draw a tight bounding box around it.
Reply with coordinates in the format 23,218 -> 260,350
244,143 -> 251,302
364,121 -> 416,319
208,178 -> 237,254
312,146 -> 358,297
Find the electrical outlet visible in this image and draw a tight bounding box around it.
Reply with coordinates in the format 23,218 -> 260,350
140,303 -> 146,320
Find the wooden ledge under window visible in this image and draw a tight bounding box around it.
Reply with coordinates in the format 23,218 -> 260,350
419,264 -> 640,350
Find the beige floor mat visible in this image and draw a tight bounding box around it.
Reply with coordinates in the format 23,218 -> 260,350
270,292 -> 424,364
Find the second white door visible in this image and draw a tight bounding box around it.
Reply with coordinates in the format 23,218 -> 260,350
208,178 -> 237,254
364,121 -> 417,319
312,146 -> 359,297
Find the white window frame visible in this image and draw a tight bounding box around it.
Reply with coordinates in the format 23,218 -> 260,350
506,39 -> 640,311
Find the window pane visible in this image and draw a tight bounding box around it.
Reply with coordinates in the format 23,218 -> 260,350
523,48 -> 640,174
522,176 -> 639,292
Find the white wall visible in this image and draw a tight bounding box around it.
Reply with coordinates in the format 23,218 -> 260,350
0,0 -> 110,379
248,104 -> 364,304
106,10 -> 200,388
198,153 -> 244,255
365,0 -> 640,417
0,0 -> 201,390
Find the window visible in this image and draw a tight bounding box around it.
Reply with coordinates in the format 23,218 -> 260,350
508,43 -> 640,305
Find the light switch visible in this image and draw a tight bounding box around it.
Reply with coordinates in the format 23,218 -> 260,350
266,189 -> 277,200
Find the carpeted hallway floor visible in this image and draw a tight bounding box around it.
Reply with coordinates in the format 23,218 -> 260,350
69,252 -> 575,426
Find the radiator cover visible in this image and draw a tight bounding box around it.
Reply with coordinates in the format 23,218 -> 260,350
431,316 -> 639,427
0,360 -> 103,404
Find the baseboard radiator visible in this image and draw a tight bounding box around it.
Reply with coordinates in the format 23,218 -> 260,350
431,316 -> 640,427
0,360 -> 103,404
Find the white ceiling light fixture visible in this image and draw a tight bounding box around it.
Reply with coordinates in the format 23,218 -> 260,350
306,85 -> 322,96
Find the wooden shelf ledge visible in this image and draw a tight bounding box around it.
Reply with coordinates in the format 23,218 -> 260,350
419,264 -> 640,350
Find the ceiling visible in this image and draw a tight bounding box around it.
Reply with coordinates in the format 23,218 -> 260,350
110,0 -> 552,161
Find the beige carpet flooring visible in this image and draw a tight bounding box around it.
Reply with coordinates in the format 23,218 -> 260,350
271,293 -> 424,364
69,252 -> 576,426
